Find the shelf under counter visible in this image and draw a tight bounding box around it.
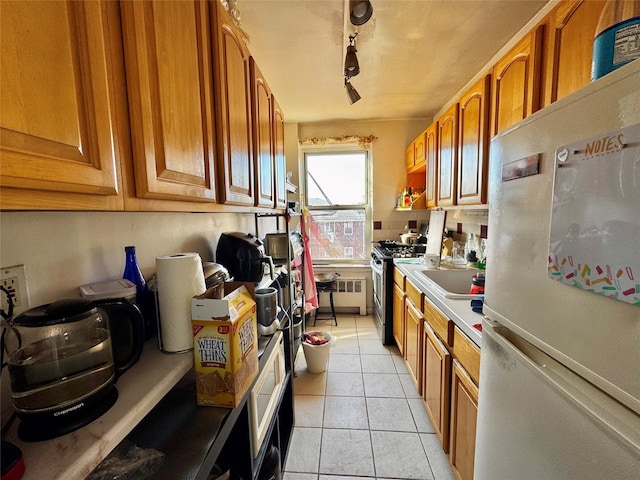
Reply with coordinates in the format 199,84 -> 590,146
3,339 -> 193,480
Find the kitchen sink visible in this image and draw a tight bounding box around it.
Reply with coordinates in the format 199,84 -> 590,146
418,268 -> 483,299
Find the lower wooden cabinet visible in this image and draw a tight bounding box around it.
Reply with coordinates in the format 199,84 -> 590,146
449,359 -> 479,480
404,299 -> 423,393
422,321 -> 451,452
393,282 -> 406,356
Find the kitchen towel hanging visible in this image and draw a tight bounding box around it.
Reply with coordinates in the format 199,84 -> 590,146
156,252 -> 206,353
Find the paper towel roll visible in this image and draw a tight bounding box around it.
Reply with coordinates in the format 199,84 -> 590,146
156,252 -> 206,353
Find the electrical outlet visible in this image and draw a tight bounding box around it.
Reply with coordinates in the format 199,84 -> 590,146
1,264 -> 30,316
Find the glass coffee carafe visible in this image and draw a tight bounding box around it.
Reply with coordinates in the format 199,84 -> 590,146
7,298 -> 144,441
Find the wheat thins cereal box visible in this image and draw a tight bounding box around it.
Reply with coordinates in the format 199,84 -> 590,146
191,283 -> 258,408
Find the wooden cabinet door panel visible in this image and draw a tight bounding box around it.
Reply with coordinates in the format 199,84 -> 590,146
425,122 -> 439,208
423,322 -> 451,452
412,130 -> 427,171
544,0 -> 606,105
492,29 -> 543,136
449,360 -> 479,480
405,142 -> 416,170
0,0 -> 122,209
121,0 -> 217,202
213,2 -> 254,205
273,97 -> 287,208
437,104 -> 459,206
457,76 -> 490,205
405,299 -> 423,393
393,283 -> 406,356
250,58 -> 274,207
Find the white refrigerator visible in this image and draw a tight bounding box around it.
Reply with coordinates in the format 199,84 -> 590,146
475,60 -> 640,479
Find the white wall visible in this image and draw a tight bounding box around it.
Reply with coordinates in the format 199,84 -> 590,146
0,211 -> 261,310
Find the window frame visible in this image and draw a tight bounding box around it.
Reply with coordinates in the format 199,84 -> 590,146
301,143 -> 372,264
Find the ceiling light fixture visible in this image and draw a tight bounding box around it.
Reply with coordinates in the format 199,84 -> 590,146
349,0 -> 373,26
345,78 -> 361,104
344,34 -> 359,78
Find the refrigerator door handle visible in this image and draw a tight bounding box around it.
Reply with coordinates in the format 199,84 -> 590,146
483,320 -> 640,455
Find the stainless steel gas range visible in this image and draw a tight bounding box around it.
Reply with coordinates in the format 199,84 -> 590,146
370,241 -> 424,345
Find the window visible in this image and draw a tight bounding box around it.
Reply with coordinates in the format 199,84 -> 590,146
344,222 -> 353,236
304,149 -> 371,262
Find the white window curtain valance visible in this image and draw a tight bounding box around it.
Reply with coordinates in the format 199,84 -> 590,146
299,135 -> 378,149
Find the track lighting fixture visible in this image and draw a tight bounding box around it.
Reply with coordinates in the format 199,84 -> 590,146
344,34 -> 359,79
345,78 -> 361,104
349,0 -> 373,26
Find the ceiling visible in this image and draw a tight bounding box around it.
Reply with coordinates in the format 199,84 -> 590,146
236,0 -> 549,124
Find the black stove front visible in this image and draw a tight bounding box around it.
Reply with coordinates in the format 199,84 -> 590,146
370,242 -> 423,346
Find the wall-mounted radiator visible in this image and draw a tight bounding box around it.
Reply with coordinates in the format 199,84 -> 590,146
317,276 -> 366,315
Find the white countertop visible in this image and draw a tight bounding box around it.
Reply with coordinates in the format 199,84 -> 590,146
393,262 -> 484,346
3,341 -> 193,480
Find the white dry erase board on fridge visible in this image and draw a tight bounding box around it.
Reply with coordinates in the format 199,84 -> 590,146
548,122 -> 640,305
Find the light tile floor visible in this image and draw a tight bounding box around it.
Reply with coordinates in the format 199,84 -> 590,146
284,313 -> 455,480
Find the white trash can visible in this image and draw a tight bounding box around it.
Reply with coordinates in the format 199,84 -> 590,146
302,331 -> 334,373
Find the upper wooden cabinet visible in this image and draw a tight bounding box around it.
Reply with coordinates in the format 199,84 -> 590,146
121,0 -> 217,203
425,122 -> 439,208
542,0 -> 606,106
212,1 -> 254,206
405,129 -> 427,173
413,130 -> 427,171
457,75 -> 490,205
0,1 -> 123,210
405,142 -> 416,171
437,104 -> 459,206
492,28 -> 544,136
250,58 -> 275,208
273,97 -> 287,208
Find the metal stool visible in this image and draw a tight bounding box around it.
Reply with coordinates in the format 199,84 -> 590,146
313,279 -> 338,326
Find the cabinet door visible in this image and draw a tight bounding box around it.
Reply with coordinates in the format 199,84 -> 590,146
492,28 -> 544,136
393,283 -> 406,356
405,299 -> 423,393
212,1 -> 254,206
0,1 -> 123,210
422,321 -> 451,452
437,104 -> 459,206
425,122 -> 439,208
457,75 -> 490,206
273,97 -> 287,208
411,130 -> 427,172
405,142 -> 416,171
449,359 -> 479,480
250,58 -> 274,207
121,1 -> 217,203
543,0 -> 606,105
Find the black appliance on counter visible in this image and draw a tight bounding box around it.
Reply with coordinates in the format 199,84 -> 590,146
7,298 -> 145,441
216,232 -> 275,283
371,241 -> 423,346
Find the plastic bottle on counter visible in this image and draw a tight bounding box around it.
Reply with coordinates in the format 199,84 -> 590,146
591,0 -> 640,81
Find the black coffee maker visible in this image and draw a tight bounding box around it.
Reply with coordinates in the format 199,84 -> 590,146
216,232 -> 274,283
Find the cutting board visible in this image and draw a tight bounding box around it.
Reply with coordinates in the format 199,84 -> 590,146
426,210 -> 446,256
